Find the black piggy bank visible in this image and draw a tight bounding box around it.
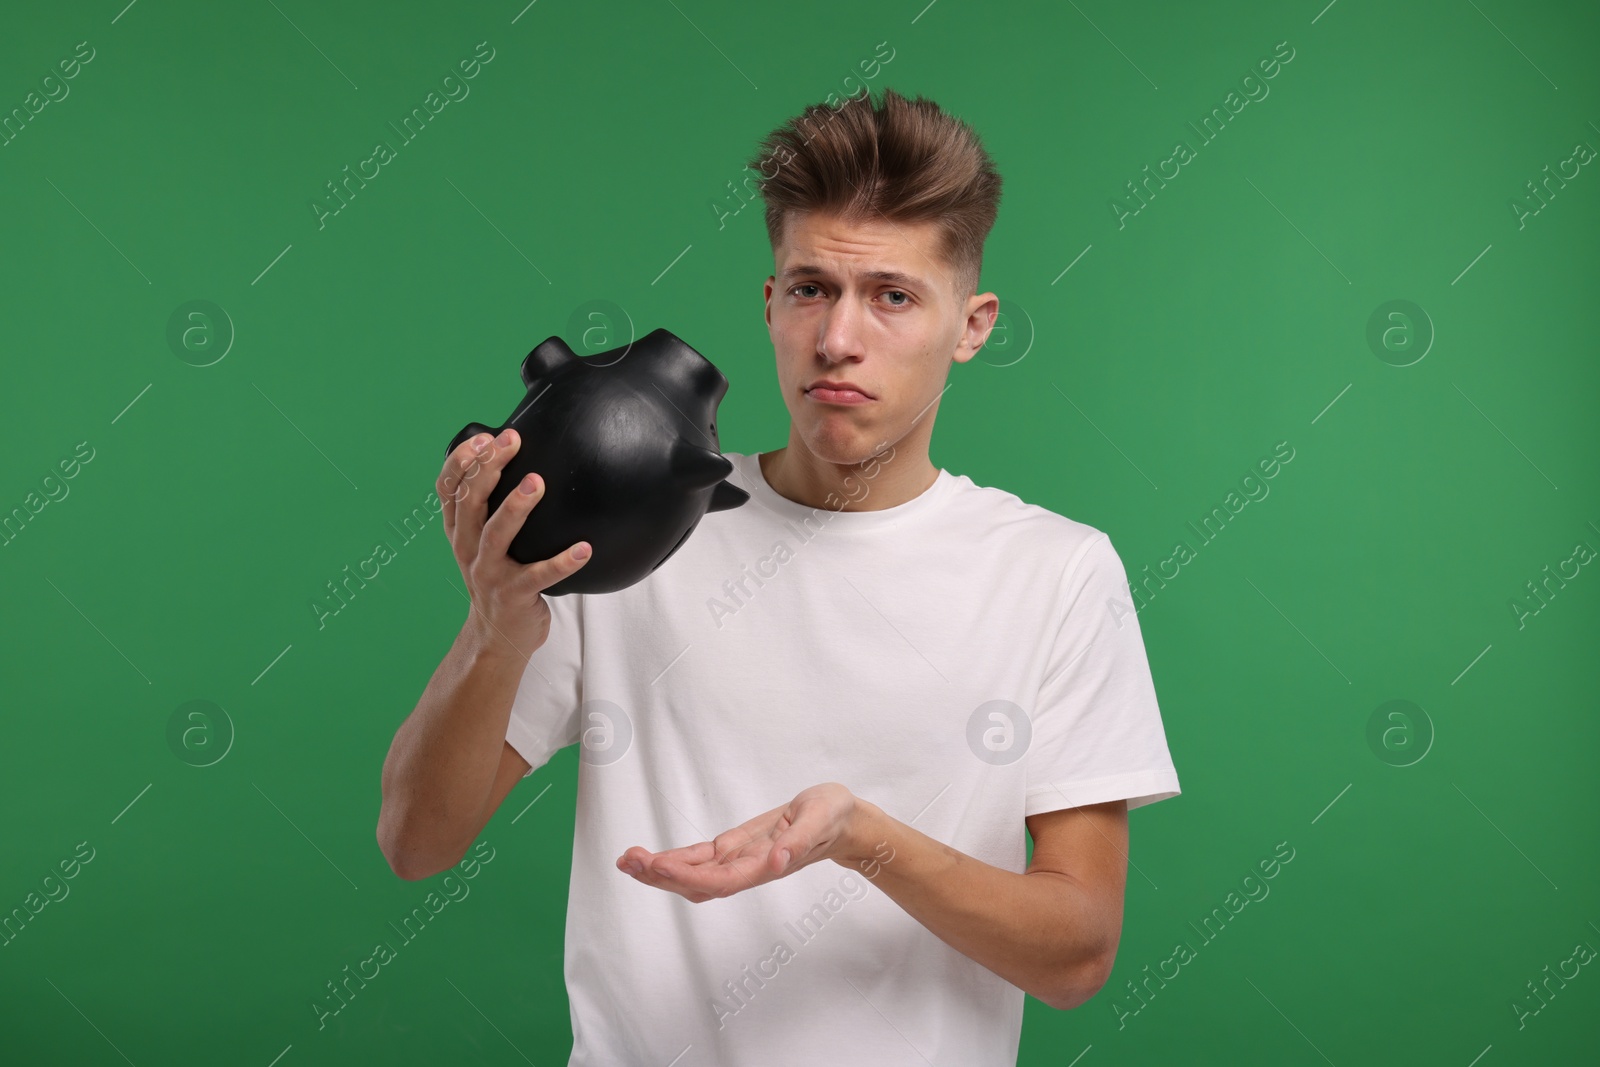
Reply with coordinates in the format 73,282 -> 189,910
446,327 -> 749,596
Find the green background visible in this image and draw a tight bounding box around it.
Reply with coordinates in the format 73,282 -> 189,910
2,0 -> 1596,1063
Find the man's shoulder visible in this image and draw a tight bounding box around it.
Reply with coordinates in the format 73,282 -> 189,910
711,450 -> 1115,570
941,467 -> 1111,564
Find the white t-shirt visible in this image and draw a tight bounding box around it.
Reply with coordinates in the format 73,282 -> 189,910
504,451 -> 1180,1066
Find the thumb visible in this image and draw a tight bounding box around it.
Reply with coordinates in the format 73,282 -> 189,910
772,797 -> 821,872
772,835 -> 805,873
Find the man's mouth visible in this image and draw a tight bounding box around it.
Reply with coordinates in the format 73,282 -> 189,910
806,381 -> 874,405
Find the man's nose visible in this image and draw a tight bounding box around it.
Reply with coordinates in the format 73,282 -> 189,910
818,303 -> 864,362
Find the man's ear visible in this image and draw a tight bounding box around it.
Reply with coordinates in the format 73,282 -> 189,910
955,292 -> 1000,364
763,276 -> 775,330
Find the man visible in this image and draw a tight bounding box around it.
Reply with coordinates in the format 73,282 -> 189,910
378,87 -> 1180,1065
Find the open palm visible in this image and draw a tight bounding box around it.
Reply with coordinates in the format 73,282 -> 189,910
616,782 -> 857,903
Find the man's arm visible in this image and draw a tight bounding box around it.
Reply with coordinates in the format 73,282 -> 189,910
837,795 -> 1128,1011
377,631 -> 533,880
378,428 -> 590,881
618,786 -> 1130,1008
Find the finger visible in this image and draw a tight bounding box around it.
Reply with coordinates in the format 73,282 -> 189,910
710,825 -> 759,859
453,430 -> 518,554
475,465 -> 593,591
617,845 -> 654,871
711,804 -> 789,853
770,841 -> 800,874
632,841 -> 717,868
667,847 -> 773,893
769,820 -> 827,874
697,853 -> 773,896
438,432 -> 494,545
621,866 -> 708,902
645,856 -> 741,899
618,843 -> 756,899
438,435 -> 492,547
479,468 -> 544,558
618,853 -> 703,897
524,536 -> 594,595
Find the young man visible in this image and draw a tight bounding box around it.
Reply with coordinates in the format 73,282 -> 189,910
379,87 -> 1180,1065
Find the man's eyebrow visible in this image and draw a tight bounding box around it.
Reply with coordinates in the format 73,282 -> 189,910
778,264 -> 928,290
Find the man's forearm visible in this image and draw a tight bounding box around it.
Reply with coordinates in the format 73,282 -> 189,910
833,799 -> 1112,1010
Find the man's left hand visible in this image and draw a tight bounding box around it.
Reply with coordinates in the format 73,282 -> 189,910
616,782 -> 859,902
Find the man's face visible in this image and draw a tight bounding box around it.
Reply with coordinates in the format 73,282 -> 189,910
762,210 -> 997,467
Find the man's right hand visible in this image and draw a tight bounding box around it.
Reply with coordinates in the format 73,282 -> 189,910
437,427 -> 592,659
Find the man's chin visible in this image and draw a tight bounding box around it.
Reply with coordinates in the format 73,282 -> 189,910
801,428 -> 893,469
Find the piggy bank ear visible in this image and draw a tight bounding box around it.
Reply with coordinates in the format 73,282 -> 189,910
669,440 -> 749,512
708,480 -> 749,512
670,439 -> 733,490
521,336 -> 578,386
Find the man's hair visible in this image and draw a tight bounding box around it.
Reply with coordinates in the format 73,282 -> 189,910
744,87 -> 1002,302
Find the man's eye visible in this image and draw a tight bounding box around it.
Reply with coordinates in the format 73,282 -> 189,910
793,284 -> 821,298
884,290 -> 908,306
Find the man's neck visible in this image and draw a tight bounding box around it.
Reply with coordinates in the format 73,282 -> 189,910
756,439 -> 938,512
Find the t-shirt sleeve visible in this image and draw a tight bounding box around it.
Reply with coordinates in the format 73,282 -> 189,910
504,591 -> 584,778
1024,530 -> 1181,815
